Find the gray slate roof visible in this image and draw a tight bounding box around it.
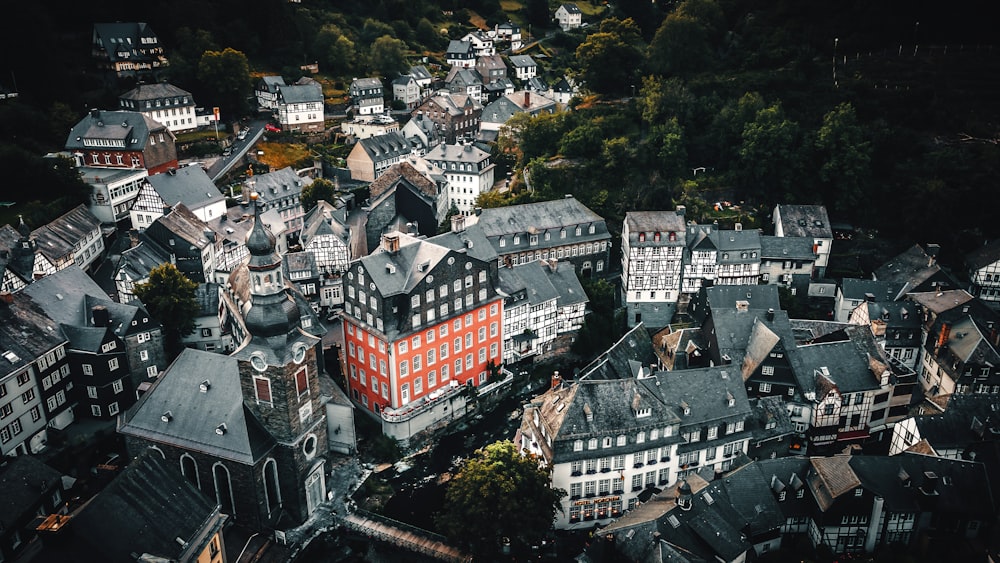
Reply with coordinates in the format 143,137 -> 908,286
65,109 -> 165,151
475,196 -> 607,239
774,204 -> 832,238
147,166 -> 224,211
0,455 -> 62,531
278,81 -> 323,104
30,204 -> 101,262
119,82 -> 192,103
759,234 -> 817,260
119,348 -> 275,464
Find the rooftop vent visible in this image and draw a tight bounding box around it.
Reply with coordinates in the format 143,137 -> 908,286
216,423 -> 227,436
161,411 -> 173,423
200,380 -> 211,392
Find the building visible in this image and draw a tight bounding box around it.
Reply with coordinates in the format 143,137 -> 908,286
411,93 -> 483,144
65,109 -> 178,176
246,166 -> 311,239
0,456 -> 65,562
255,76 -> 286,111
475,54 -> 508,86
407,65 -> 434,94
0,222 -> 36,294
475,195 -> 611,279
400,111 -> 441,155
346,131 -> 412,182
299,200 -> 352,310
494,21 -> 523,50
130,165 -> 227,230
508,55 -> 538,82
34,450 -> 227,563
621,210 -> 687,329
445,40 -> 475,68
555,4 -> 583,30
480,90 -> 557,132
757,235 -> 814,289
680,223 -> 761,296
122,197 -> 336,530
77,165 -> 149,227
0,292 -> 70,456
443,67 -> 484,103
92,22 -> 168,80
391,75 -> 421,109
350,77 -> 385,116
832,278 -> 905,323
341,231 -> 504,442
29,204 -> 105,274
772,204 -> 833,278
340,114 -> 399,141
460,30 -> 495,57
423,142 -> 495,215
497,258 -> 586,364
966,239 -> 1000,308
119,82 -> 198,133
873,243 -> 959,295
276,78 -> 325,132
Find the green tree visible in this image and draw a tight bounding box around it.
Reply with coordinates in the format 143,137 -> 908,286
814,102 -> 871,214
648,117 -> 687,179
314,24 -> 356,77
300,178 -> 337,212
133,263 -> 200,359
197,48 -> 252,119
370,35 -> 408,77
575,18 -> 644,96
559,121 -> 603,158
737,102 -> 803,205
436,440 -> 565,557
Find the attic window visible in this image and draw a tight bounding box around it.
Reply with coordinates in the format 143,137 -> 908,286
216,423 -> 227,435
161,411 -> 173,423
726,391 -> 735,407
681,401 -> 690,415
702,492 -> 715,505
635,408 -> 651,418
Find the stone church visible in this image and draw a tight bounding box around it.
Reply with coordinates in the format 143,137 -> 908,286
120,193 -> 333,530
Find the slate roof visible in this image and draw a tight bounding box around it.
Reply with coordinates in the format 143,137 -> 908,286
65,450 -> 220,562
300,200 -> 351,247
716,229 -> 761,263
774,204 -> 832,239
839,277 -> 907,302
0,223 -> 34,284
425,142 -> 491,166
559,3 -> 582,14
426,224 -> 498,264
498,262 -> 558,307
0,455 -> 62,531
509,55 -> 537,68
653,366 -> 752,428
795,334 -> 882,394
147,166 -> 224,211
966,239 -> 1000,270
625,210 -> 687,236
65,109 -> 165,151
357,131 -> 412,162
759,234 -> 817,260
259,76 -> 286,93
874,244 -> 953,290
249,166 -> 310,205
350,77 -> 382,91
475,196 -> 607,240
119,82 -> 193,103
115,237 -> 172,291
912,394 -> 1000,450
578,323 -> 657,381
445,67 -> 482,87
907,289 -> 975,315
92,22 -> 162,63
30,204 -> 101,263
358,232 -> 450,298
446,40 -> 473,56
369,161 -> 439,201
22,265 -> 156,335
119,348 -> 276,464
409,65 -> 432,82
278,81 -> 323,104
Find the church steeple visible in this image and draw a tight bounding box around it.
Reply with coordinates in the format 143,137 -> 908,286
242,192 -> 300,339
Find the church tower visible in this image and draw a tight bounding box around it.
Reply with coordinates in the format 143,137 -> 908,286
233,192 -> 329,523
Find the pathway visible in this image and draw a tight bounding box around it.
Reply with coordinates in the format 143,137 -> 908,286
341,510 -> 472,563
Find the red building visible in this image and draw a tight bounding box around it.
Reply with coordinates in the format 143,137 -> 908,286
65,109 -> 179,175
342,232 -> 503,420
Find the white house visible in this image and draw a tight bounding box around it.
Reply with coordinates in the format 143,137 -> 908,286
555,3 -> 583,30
130,166 -> 227,230
276,79 -> 325,132
423,142 -> 495,215
508,55 -> 537,82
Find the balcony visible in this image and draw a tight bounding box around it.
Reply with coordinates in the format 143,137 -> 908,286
633,462 -> 644,469
571,470 -> 582,477
600,467 -> 611,473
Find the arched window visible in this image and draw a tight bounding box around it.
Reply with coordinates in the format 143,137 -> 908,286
213,462 -> 235,515
148,446 -> 165,459
263,458 -> 281,515
180,453 -> 200,489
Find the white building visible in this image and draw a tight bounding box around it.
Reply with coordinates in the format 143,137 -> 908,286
423,142 -> 495,215
130,165 -> 227,230
621,210 -> 687,329
118,82 -> 198,133
773,204 -> 833,278
555,3 -> 583,30
276,79 -> 325,132
78,165 -> 148,226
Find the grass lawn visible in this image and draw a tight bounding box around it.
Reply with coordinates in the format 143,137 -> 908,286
255,141 -> 312,171
573,0 -> 608,16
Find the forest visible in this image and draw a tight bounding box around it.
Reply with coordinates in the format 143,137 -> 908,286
1,0 -> 998,272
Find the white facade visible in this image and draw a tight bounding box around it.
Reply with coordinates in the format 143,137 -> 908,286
80,166 -> 149,225
423,143 -> 495,215
555,4 -> 583,30
621,212 -> 687,306
340,115 -> 399,140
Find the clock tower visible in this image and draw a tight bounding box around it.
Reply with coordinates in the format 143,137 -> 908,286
233,192 -> 329,522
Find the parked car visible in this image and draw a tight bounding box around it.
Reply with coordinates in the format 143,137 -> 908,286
222,147 -> 233,157
265,123 -> 281,133
237,129 -> 248,140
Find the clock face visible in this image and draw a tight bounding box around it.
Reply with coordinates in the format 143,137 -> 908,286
250,354 -> 267,372
293,344 -> 307,364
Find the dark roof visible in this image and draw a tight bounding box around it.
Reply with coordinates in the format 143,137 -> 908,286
625,210 -> 687,236
67,450 -> 220,562
119,82 -> 193,103
278,81 -> 323,104
579,323 -> 657,381
559,3 -> 583,13
966,239 -> 1000,270
759,235 -> 818,261
358,131 -> 412,162
839,278 -> 907,302
30,204 -> 102,262
508,55 -> 537,68
0,295 -> 64,378
249,166 -> 310,204
369,161 -> 439,201
0,455 -> 62,530
65,109 -> 166,152
913,394 -> 1000,449
795,335 -> 882,394
146,166 -> 225,211
774,204 -> 832,239
119,348 -> 276,464
653,366 -> 752,428
475,196 -> 608,240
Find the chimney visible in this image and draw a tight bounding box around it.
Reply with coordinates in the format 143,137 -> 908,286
677,480 -> 693,510
767,308 -> 775,322
464,142 -> 472,152
382,232 -> 400,253
735,222 -> 743,231
92,305 -> 110,328
676,205 -> 686,217
551,370 -> 562,390
168,167 -> 176,176
524,90 -> 530,106
90,108 -> 100,119
451,214 -> 466,233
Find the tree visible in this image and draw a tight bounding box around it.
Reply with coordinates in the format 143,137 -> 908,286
314,24 -> 356,77
575,18 -> 645,96
197,48 -> 253,119
737,102 -> 803,205
300,178 -> 337,212
646,0 -> 723,76
436,440 -> 565,557
133,263 -> 199,359
369,35 -> 408,77
814,102 -> 871,214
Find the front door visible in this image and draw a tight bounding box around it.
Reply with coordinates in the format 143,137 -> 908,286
304,465 -> 326,515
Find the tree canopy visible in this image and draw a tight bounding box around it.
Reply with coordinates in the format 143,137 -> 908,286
133,263 -> 200,359
197,48 -> 253,119
436,440 -> 565,557
299,178 -> 338,213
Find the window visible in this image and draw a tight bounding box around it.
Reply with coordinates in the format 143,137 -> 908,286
760,382 -> 772,393
112,379 -> 124,394
91,405 -> 102,417
254,377 -> 272,404
83,363 -> 93,375
574,439 -> 583,451
109,402 -> 119,416
108,358 -> 119,371
762,365 -> 774,376
21,388 -> 35,404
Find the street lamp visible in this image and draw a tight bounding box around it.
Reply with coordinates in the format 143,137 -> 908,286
833,37 -> 839,87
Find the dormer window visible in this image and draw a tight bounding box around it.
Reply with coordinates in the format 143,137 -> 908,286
635,407 -> 651,418
668,231 -> 676,242
681,401 -> 690,415
727,391 -> 735,407
639,232 -> 646,242
654,232 -> 660,242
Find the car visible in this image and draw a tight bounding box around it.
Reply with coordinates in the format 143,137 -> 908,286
237,129 -> 248,140
222,147 -> 233,157
265,123 -> 281,133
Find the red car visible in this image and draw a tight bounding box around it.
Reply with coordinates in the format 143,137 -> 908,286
264,123 -> 281,133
